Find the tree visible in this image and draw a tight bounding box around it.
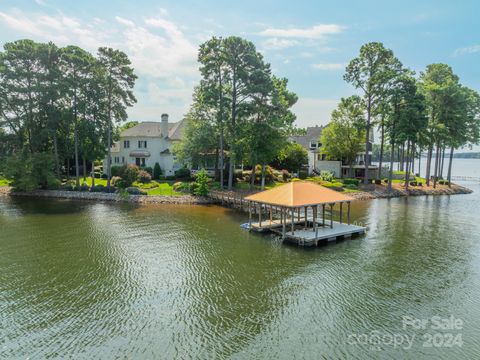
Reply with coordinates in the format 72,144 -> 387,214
271,142 -> 308,173
60,45 -> 96,187
344,42 -> 404,184
97,47 -> 137,190
320,96 -> 366,177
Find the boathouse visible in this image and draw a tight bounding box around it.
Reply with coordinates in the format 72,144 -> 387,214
244,182 -> 366,246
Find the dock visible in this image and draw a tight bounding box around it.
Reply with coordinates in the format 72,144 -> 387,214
243,182 -> 367,247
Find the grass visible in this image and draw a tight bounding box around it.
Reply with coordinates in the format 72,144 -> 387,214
145,183 -> 181,196
0,178 -> 11,186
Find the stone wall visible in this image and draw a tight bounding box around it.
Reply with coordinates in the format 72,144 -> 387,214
8,189 -> 213,205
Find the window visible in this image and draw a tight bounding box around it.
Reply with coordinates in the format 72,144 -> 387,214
122,156 -> 125,164
138,140 -> 147,149
310,140 -> 318,149
114,157 -> 120,164
124,140 -> 130,148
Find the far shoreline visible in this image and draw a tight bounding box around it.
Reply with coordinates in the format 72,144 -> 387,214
0,182 -> 473,205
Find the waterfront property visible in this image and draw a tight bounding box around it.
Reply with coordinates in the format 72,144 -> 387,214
104,114 -> 185,176
288,126 -> 377,178
244,182 -> 366,246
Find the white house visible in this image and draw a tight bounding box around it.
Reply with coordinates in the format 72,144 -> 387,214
105,114 -> 185,176
288,125 -> 377,178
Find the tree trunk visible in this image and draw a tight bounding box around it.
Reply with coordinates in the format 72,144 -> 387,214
433,144 -> 440,188
219,126 -> 224,189
214,145 -> 219,182
405,140 -> 410,189
53,133 -> 60,179
106,75 -> 113,190
74,123 -> 80,188
364,97 -> 371,185
400,143 -> 405,172
250,164 -> 256,189
440,147 -> 446,178
426,146 -> 432,186
228,69 -> 237,190
91,161 -> 95,188
83,158 -> 87,181
388,141 -> 395,192
447,147 -> 454,188
418,150 -> 422,178
261,164 -> 266,190
378,119 -> 385,180
66,158 -> 70,180
411,143 -> 415,178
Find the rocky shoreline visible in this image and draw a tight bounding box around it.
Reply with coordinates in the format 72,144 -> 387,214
0,187 -> 213,204
0,182 -> 473,204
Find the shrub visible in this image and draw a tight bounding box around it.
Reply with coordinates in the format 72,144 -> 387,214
60,183 -> 74,191
137,170 -> 152,183
90,185 -> 105,192
78,184 -> 90,192
374,179 -> 382,185
111,166 -> 122,177
143,166 -> 153,176
153,162 -> 162,180
47,178 -> 61,190
298,170 -> 308,180
345,184 -> 357,189
110,176 -> 122,186
158,175 -> 166,181
165,175 -> 175,181
319,171 -> 334,182
101,173 -> 108,179
121,164 -> 140,187
175,167 -> 191,180
172,182 -> 185,192
383,179 -> 389,184
193,169 -> 209,196
409,181 -> 417,186
343,178 -> 360,186
281,169 -> 290,182
125,187 -> 147,195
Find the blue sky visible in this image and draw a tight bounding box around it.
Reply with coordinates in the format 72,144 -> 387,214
1,0 -> 479,133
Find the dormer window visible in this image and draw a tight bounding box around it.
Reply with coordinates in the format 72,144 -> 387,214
310,140 -> 318,149
138,141 -> 147,149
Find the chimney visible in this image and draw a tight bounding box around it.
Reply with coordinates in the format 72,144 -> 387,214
161,113 -> 169,138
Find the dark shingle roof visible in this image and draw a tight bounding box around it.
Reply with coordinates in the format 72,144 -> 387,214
288,126 -> 323,150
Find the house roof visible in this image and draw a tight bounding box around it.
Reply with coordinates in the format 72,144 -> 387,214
288,126 -> 323,150
120,120 -> 185,139
244,181 -> 353,208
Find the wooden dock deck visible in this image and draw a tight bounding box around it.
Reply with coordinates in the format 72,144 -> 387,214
249,219 -> 366,246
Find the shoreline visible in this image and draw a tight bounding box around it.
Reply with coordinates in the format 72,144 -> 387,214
0,182 -> 473,204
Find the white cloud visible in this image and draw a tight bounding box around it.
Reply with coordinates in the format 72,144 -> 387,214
258,24 -> 344,39
35,0 -> 47,6
312,63 -> 345,71
115,16 -> 135,28
262,38 -> 299,50
454,44 -> 480,56
0,8 -> 200,122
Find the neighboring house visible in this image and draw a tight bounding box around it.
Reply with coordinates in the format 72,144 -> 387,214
104,114 -> 185,176
288,125 -> 377,178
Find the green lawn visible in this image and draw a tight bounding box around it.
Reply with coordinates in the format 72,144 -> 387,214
145,183 -> 181,196
0,178 -> 11,186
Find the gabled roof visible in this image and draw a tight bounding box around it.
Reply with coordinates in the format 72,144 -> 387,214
288,126 -> 323,150
244,181 -> 353,207
120,120 -> 185,139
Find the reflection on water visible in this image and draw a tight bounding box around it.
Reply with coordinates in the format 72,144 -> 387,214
1,183 -> 480,359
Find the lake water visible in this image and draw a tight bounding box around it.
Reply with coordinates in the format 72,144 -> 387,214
1,160 -> 480,359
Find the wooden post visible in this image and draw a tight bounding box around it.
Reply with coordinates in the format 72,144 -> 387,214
258,204 -> 262,227
291,208 -> 295,234
339,202 -> 343,224
282,208 -> 286,239
330,203 -> 334,228
304,206 -> 308,229
347,202 -> 351,225
314,206 -> 318,238
322,204 -> 326,227
248,201 -> 252,230
297,208 -> 300,222
270,205 -> 273,225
